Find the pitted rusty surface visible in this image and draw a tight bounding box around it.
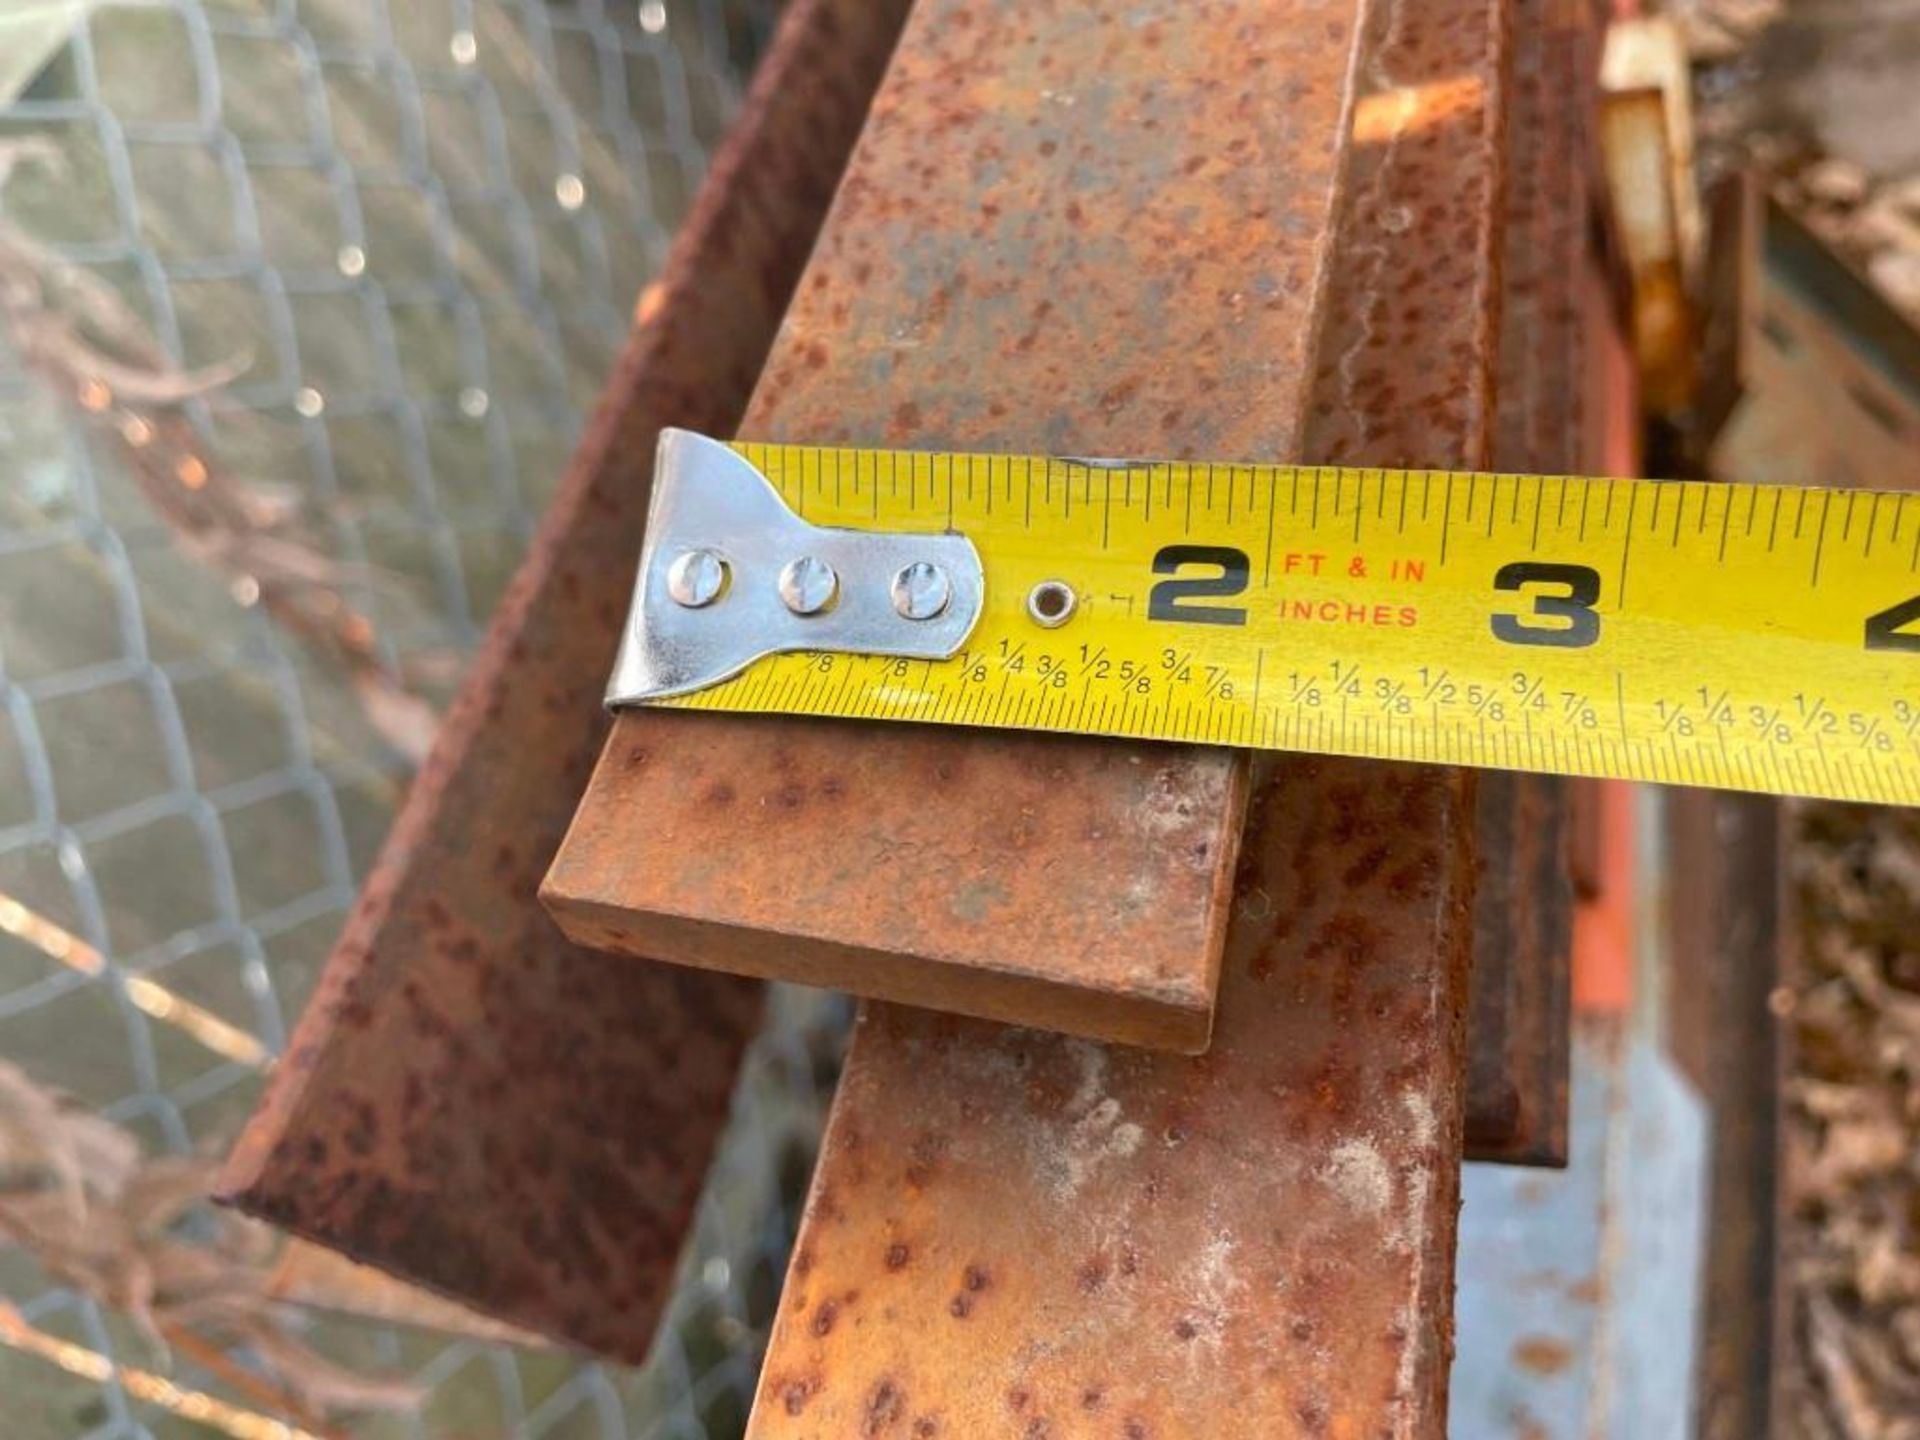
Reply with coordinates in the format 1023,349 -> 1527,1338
1494,0 -> 1599,485
1303,0 -> 1509,472
742,0 -> 1361,460
551,711 -> 1247,1053
546,0 -> 1371,1051
747,0 -> 1515,1432
748,759 -> 1478,1439
216,0 -> 913,1361
1464,0 -> 1599,1167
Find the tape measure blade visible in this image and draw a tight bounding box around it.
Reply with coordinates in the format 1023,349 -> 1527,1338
653,443 -> 1920,807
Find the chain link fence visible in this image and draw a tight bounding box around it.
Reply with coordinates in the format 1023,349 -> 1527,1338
0,2 -> 841,1435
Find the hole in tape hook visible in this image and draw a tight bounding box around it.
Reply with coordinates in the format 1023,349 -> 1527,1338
1027,579 -> 1076,628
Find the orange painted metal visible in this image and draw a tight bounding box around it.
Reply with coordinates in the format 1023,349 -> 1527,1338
1574,787 -> 1638,1017
541,0 -> 1374,1053
1574,236 -> 1644,1019
743,0 -> 1516,1430
215,0 -> 913,1361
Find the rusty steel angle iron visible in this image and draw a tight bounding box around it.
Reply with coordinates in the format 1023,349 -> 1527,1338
215,0 -> 914,1361
1465,0 -> 1598,1167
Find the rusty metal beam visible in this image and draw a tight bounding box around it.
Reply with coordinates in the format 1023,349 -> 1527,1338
1467,773 -> 1573,1164
215,0 -> 913,1361
742,0 -> 1515,1431
751,759 -> 1480,1438
543,0 -> 1376,1054
1670,789 -> 1784,1436
1462,0 -> 1601,1168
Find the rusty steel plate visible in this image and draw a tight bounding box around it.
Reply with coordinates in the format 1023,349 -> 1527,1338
216,0 -> 914,1361
542,0 -> 1372,1054
749,758 -> 1481,1439
744,0 -> 1514,1431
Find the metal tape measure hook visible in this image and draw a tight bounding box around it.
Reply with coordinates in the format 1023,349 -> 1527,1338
606,430 -> 985,705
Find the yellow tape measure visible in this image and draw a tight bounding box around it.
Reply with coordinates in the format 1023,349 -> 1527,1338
646,438 -> 1920,805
